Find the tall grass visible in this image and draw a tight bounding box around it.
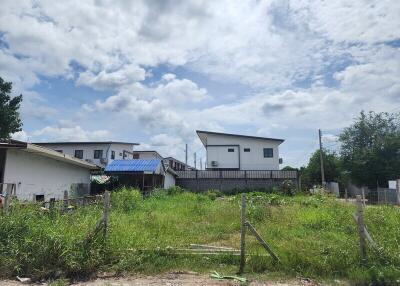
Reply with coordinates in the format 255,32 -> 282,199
0,187 -> 399,285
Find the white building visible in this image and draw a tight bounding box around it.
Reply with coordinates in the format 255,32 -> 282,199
164,156 -> 194,171
132,150 -> 164,160
197,130 -> 284,170
35,141 -> 139,167
0,140 -> 99,201
132,151 -> 194,171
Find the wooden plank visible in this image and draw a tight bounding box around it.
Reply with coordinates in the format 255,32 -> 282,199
352,213 -> 380,251
189,244 -> 238,251
246,222 -> 280,262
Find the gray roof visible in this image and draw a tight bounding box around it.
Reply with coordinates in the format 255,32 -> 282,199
34,141 -> 139,145
196,130 -> 284,146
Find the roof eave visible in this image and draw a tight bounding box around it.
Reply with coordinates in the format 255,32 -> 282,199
196,130 -> 285,144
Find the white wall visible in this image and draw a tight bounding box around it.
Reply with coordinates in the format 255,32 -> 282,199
134,151 -> 163,160
3,149 -> 91,201
163,172 -> 176,189
205,134 -> 281,170
37,143 -> 135,166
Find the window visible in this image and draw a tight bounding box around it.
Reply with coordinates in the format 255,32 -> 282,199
35,195 -> 44,202
244,148 -> 251,152
263,148 -> 273,158
74,150 -> 83,159
94,150 -> 103,159
111,150 -> 115,160
169,159 -> 173,167
133,153 -> 139,159
228,148 -> 235,152
55,150 -> 63,153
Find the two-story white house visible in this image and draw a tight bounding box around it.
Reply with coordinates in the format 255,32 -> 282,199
196,130 -> 284,170
34,141 -> 139,168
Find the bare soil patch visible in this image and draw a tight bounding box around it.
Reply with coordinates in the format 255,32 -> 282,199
1,273 -> 330,286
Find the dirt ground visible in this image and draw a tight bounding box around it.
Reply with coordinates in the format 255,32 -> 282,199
1,273 -> 339,286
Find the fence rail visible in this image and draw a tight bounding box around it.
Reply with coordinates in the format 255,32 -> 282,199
176,170 -> 298,179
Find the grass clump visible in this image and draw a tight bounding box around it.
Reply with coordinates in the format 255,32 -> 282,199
0,189 -> 399,285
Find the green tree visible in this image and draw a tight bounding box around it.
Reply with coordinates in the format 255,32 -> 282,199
301,149 -> 341,190
281,165 -> 298,171
0,77 -> 23,140
339,111 -> 400,188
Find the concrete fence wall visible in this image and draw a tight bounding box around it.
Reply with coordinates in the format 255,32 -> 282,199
176,178 -> 297,192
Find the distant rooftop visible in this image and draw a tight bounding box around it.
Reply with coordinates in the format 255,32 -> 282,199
105,159 -> 161,172
196,130 -> 284,146
34,141 -> 140,145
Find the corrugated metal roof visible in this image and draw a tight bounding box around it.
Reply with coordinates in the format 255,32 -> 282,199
105,159 -> 161,172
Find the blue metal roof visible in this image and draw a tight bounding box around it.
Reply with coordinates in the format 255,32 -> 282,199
105,159 -> 161,172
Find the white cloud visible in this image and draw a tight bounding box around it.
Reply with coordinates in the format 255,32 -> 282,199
12,130 -> 29,142
31,125 -> 110,142
76,64 -> 146,91
0,0 -> 399,167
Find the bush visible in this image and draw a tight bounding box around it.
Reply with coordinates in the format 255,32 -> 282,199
111,187 -> 142,212
166,185 -> 185,195
205,189 -> 222,200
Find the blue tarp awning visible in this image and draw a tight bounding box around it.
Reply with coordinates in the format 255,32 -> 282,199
105,159 -> 161,172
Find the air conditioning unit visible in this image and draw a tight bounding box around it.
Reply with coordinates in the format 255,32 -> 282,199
100,158 -> 108,164
211,161 -> 218,167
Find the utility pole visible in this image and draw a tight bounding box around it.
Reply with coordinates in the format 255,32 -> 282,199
194,152 -> 197,169
185,143 -> 188,166
318,129 -> 326,187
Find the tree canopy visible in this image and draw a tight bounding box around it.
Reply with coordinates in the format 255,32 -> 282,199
301,149 -> 341,190
0,77 -> 23,141
339,111 -> 400,188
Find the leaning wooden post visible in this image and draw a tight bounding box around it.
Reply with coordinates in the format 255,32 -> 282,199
239,193 -> 246,274
345,188 -> 348,202
103,191 -> 110,238
396,179 -> 400,206
356,195 -> 367,263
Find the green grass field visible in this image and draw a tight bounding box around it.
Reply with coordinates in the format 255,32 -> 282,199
1,188 -> 399,285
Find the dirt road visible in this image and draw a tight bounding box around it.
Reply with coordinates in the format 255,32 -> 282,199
1,273 -> 334,286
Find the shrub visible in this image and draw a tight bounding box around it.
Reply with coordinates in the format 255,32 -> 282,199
205,189 -> 222,200
166,185 -> 185,195
111,187 -> 142,212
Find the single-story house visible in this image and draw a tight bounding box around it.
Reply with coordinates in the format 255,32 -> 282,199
0,140 -> 99,201
104,159 -> 176,192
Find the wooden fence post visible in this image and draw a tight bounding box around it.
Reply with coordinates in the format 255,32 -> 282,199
345,188 -> 348,202
239,193 -> 246,274
3,192 -> 9,214
356,195 -> 367,263
361,187 -> 366,207
384,188 -> 388,205
103,191 -> 110,238
396,179 -> 400,206
63,191 -> 68,212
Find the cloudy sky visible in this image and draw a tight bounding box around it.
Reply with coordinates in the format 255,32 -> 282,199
1,0 -> 399,167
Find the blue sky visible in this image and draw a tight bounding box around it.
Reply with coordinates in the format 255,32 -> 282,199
0,0 -> 399,167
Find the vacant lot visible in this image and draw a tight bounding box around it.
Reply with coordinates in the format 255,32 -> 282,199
1,188 -> 399,285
